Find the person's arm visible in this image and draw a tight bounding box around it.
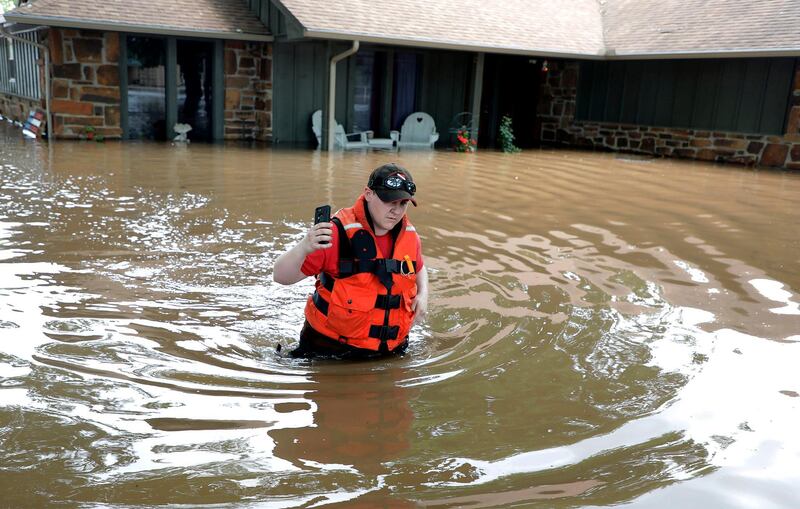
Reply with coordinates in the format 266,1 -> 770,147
273,222 -> 332,285
412,265 -> 429,326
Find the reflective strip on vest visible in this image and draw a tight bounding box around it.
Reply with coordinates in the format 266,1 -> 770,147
405,226 -> 416,231
343,222 -> 363,230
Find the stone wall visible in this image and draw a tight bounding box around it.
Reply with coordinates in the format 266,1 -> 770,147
45,28 -> 121,139
0,94 -> 41,126
224,41 -> 272,141
539,60 -> 800,170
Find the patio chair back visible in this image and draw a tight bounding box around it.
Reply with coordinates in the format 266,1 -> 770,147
398,112 -> 439,148
311,109 -> 323,148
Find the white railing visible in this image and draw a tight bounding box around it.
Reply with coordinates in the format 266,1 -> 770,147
0,31 -> 40,100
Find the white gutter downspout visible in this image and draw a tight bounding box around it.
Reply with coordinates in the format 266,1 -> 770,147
0,26 -> 53,140
327,40 -> 359,151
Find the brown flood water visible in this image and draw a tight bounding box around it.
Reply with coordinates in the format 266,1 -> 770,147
1,120 -> 799,508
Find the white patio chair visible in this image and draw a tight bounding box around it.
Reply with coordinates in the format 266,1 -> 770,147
311,109 -> 372,150
397,112 -> 439,149
333,124 -> 372,149
311,109 -> 324,147
367,130 -> 399,149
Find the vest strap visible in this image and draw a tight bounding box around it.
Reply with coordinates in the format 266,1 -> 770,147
369,324 -> 399,341
319,272 -> 335,292
375,294 -> 401,310
312,291 -> 329,315
338,258 -> 418,277
312,292 -> 401,315
332,217 -> 352,260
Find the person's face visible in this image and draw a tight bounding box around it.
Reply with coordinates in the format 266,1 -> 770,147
364,188 -> 411,234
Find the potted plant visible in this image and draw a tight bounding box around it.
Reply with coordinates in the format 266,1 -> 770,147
454,128 -> 476,152
84,126 -> 95,141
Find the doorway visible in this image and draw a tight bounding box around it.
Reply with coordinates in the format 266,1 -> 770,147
479,55 -> 543,148
124,36 -> 218,141
177,40 -> 214,141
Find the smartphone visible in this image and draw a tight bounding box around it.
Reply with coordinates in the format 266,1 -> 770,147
314,205 -> 331,245
314,204 -> 331,224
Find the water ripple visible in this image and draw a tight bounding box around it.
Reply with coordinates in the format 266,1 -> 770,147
1,126 -> 799,506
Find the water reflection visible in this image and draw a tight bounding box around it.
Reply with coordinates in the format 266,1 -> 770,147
268,364 -> 414,504
1,121 -> 799,507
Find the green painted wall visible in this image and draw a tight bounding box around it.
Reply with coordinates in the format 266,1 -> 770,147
272,40 -> 328,145
272,41 -> 473,146
576,58 -> 796,135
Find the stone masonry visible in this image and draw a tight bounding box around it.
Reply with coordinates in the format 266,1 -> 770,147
0,95 -> 41,126
539,60 -> 800,170
224,40 -> 271,141
46,28 -> 121,139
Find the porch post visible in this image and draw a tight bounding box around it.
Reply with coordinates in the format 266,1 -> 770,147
212,40 -> 224,141
470,52 -> 484,148
118,34 -> 128,139
165,38 -> 177,141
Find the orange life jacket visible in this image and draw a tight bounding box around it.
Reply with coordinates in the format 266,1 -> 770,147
304,195 -> 419,352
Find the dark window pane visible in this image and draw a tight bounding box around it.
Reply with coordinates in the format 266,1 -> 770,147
127,36 -> 166,140
353,51 -> 375,133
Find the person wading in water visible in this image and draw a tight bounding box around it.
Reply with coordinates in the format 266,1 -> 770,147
273,163 -> 429,358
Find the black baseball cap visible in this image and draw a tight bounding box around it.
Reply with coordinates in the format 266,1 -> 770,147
367,163 -> 418,206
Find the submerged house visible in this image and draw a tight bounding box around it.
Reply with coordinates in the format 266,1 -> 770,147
0,0 -> 798,170
1,0 -> 272,142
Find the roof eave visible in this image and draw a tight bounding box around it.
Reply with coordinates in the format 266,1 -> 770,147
606,48 -> 800,59
302,29 -> 606,60
2,13 -> 273,42
303,29 -> 800,60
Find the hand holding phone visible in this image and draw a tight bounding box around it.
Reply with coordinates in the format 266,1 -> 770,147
314,205 -> 331,245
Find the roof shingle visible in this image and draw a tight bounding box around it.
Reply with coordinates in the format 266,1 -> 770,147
5,0 -> 271,41
277,0 -> 800,57
603,0 -> 800,57
6,0 -> 800,57
278,0 -> 606,57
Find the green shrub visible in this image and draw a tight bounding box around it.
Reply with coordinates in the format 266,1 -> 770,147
499,115 -> 521,153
